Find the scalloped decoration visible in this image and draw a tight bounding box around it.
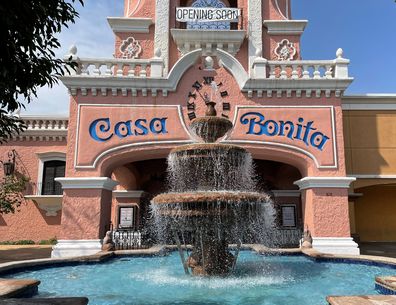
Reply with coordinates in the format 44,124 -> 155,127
120,37 -> 142,59
274,39 -> 296,61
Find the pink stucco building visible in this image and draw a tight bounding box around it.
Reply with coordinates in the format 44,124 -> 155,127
2,0 -> 396,258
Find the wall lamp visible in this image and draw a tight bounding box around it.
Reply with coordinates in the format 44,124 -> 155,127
0,150 -> 16,176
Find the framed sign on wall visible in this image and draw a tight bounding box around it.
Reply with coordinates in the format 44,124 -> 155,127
118,206 -> 135,229
281,205 -> 297,228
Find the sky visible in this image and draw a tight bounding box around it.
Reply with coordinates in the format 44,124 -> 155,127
22,0 -> 396,115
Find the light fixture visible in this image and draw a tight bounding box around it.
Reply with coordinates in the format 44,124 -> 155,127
1,150 -> 16,176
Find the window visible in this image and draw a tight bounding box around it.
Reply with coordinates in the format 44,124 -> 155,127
41,160 -> 65,195
281,205 -> 296,228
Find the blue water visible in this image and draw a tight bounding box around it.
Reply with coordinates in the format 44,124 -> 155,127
6,251 -> 396,305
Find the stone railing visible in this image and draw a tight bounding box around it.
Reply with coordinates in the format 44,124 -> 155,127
11,116 -> 69,141
64,45 -> 165,78
24,118 -> 68,131
252,48 -> 350,80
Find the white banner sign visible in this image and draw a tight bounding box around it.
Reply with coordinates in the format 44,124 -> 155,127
176,7 -> 240,22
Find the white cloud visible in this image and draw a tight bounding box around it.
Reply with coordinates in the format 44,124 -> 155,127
22,0 -> 123,115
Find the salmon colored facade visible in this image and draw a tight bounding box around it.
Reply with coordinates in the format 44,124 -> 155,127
2,0 -> 395,256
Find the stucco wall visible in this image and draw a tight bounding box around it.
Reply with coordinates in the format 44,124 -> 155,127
0,140 -> 67,242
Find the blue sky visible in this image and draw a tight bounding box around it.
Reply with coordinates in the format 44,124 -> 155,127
23,0 -> 396,115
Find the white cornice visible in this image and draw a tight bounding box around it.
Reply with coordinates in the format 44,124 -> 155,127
113,190 -> 145,198
263,20 -> 308,35
294,177 -> 356,190
342,95 -> 396,110
55,177 -> 119,191
107,17 -> 153,33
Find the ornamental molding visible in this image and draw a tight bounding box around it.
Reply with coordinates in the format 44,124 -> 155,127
25,195 -> 62,217
55,177 -> 119,191
294,177 -> 356,190
10,116 -> 68,142
274,39 -> 296,61
170,29 -> 246,56
61,47 -> 353,98
263,20 -> 308,35
107,17 -> 153,33
120,37 -> 142,59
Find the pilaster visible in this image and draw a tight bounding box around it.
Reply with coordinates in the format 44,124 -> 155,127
248,0 -> 263,76
154,0 -> 170,74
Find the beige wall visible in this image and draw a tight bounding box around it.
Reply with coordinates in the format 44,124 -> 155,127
353,185 -> 396,241
343,110 -> 396,175
344,108 -> 396,241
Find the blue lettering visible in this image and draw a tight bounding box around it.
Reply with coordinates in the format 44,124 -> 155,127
279,121 -> 294,139
115,121 -> 133,138
134,119 -> 148,135
310,132 -> 330,151
150,118 -> 168,134
89,118 -> 113,142
240,112 -> 266,135
240,112 -> 329,151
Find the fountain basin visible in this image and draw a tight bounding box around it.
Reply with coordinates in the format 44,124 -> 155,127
152,191 -> 270,205
189,116 -> 233,143
4,251 -> 396,305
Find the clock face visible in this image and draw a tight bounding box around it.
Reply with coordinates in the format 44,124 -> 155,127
186,76 -> 230,121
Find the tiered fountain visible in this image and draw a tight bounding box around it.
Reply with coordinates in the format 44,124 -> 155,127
152,94 -> 274,276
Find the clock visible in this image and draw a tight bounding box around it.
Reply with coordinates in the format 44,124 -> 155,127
186,76 -> 230,121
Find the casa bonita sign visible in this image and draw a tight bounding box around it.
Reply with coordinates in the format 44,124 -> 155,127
240,112 -> 330,151
176,7 -> 240,22
88,112 -> 329,151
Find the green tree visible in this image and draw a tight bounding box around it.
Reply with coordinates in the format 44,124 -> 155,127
0,0 -> 83,143
0,175 -> 29,214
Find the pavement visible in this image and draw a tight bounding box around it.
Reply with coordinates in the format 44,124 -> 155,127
0,245 -> 52,264
359,242 -> 396,258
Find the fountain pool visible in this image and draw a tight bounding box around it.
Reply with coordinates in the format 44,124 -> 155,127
5,251 -> 395,305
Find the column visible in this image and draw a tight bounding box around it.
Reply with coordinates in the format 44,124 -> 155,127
295,177 -> 359,255
154,0 -> 170,74
248,0 -> 263,76
52,177 -> 118,258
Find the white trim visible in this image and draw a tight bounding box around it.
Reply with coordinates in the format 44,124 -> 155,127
51,240 -> 102,258
342,95 -> 396,110
55,177 -> 118,191
271,190 -> 301,197
113,190 -> 145,198
224,105 -> 338,169
170,29 -> 246,56
107,17 -> 153,33
217,49 -> 249,89
248,0 -> 262,74
294,177 -> 356,190
350,174 -> 396,179
24,195 -> 63,216
342,104 -> 396,110
263,20 -> 308,35
74,104 -> 193,169
312,237 -> 360,255
154,0 -> 169,74
36,152 -> 66,196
